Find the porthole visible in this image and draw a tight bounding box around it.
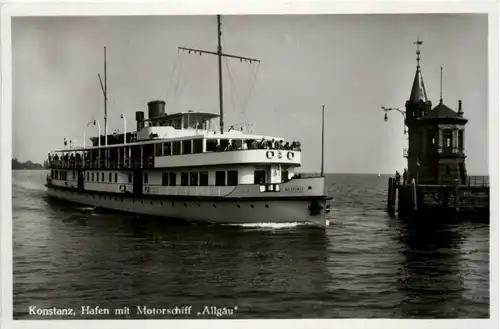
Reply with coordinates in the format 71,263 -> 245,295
172,202 -> 175,206
141,200 -> 143,204
197,204 -> 201,207
213,204 -> 216,208
161,201 -> 163,206
265,204 -> 269,208
184,203 -> 187,207
151,201 -> 153,205
250,205 -> 254,208
237,205 -> 240,208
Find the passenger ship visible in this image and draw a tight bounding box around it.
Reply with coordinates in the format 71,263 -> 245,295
45,15 -> 331,227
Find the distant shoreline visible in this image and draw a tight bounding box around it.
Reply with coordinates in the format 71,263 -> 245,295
12,158 -> 47,170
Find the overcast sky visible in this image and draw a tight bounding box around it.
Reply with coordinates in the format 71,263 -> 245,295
12,14 -> 488,174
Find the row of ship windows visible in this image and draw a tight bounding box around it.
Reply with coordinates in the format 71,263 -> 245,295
51,170 -> 268,186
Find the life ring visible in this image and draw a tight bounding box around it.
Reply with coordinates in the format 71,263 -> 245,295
266,151 -> 274,159
119,185 -> 126,192
287,152 -> 294,160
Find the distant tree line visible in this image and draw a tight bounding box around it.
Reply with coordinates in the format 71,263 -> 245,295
12,158 -> 46,170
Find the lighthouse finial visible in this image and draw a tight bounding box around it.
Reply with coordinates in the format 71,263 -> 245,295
413,37 -> 423,67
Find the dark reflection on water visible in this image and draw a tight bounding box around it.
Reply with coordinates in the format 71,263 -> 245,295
13,171 -> 489,319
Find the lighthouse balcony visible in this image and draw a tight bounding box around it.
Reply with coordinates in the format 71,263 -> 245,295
403,148 -> 408,158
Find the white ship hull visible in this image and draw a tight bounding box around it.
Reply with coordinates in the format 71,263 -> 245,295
47,187 -> 329,227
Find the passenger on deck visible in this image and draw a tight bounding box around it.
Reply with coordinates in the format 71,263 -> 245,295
395,171 -> 401,186
258,137 -> 266,149
241,140 -> 248,150
270,139 -> 276,149
283,141 -> 290,150
403,169 -> 407,186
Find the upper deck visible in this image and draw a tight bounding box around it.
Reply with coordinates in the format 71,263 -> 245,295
48,101 -> 302,170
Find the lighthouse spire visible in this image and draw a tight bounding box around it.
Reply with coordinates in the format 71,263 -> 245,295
409,37 -> 428,103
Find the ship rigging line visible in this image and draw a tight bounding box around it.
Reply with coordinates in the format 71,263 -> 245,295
165,51 -> 181,112
221,30 -> 260,127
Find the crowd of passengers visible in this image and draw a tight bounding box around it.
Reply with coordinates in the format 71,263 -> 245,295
217,138 -> 302,152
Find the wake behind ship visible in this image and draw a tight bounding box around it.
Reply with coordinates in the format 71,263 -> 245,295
45,15 -> 331,227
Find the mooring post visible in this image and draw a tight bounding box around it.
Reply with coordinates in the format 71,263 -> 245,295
454,178 -> 460,212
411,178 -> 417,211
387,177 -> 395,214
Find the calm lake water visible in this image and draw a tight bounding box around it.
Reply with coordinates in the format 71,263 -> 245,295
12,170 -> 489,319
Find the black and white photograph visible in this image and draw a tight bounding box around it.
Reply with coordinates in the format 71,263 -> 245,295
1,1 -> 498,328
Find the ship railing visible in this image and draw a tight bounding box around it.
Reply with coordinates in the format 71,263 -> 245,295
466,176 -> 489,187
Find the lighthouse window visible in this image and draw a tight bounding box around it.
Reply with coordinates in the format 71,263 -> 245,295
182,140 -> 192,154
458,130 -> 464,149
227,171 -> 238,186
163,142 -> 171,156
193,139 -> 203,153
206,139 -> 217,152
181,172 -> 189,186
190,172 -> 198,186
443,130 -> 452,149
169,173 -> 176,186
215,171 -> 226,186
173,141 -> 181,155
162,173 -> 169,186
200,171 -> 209,186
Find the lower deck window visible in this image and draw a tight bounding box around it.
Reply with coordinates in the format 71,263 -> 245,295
254,170 -> 266,184
227,170 -> 238,186
181,172 -> 189,186
215,171 -> 226,186
162,173 -> 169,186
144,173 -> 148,184
169,173 -> 176,186
200,171 -> 209,186
128,173 -> 132,183
190,172 -> 198,186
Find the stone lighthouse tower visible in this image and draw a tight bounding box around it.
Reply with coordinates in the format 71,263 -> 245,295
404,39 -> 468,185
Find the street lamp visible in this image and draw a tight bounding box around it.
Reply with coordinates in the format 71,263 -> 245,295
381,106 -> 407,135
120,114 -> 127,145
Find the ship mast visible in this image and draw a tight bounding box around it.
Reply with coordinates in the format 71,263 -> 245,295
217,15 -> 224,135
98,46 -> 108,145
179,15 -> 260,134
